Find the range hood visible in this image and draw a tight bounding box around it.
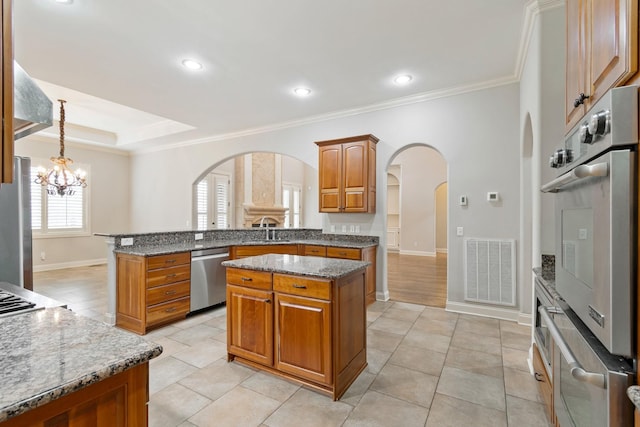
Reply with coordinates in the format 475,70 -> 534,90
13,61 -> 52,140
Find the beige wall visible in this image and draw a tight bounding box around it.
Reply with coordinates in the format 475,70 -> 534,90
391,146 -> 447,256
14,134 -> 130,271
435,182 -> 447,251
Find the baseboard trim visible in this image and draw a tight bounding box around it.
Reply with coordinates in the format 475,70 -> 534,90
445,301 -> 520,322
104,312 -> 116,326
376,290 -> 390,302
33,258 -> 107,272
398,250 -> 436,257
518,312 -> 533,327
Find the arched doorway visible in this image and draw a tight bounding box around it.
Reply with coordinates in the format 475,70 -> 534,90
386,144 -> 448,307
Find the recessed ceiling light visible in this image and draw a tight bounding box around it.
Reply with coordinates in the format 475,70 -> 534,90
293,87 -> 312,97
55,0 -> 73,4
393,74 -> 413,85
182,59 -> 203,70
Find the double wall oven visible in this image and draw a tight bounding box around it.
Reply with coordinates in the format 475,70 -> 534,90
541,85 -> 638,426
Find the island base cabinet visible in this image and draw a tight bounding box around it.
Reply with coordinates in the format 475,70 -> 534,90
275,294 -> 332,385
227,267 -> 367,400
0,363 -> 149,427
226,284 -> 274,366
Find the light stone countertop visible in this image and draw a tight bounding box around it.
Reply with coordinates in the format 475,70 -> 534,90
222,254 -> 369,279
627,386 -> 640,411
0,307 -> 162,422
114,238 -> 377,257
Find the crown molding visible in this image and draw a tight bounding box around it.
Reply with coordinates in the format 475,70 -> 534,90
514,0 -> 564,79
24,133 -> 130,156
135,74 -> 519,155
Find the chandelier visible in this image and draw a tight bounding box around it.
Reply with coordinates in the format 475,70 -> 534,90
35,99 -> 87,196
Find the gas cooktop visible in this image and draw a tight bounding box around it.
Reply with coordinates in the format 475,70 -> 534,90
0,289 -> 40,318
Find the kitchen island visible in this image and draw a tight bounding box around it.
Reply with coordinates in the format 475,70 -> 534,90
100,228 -> 379,331
223,254 -> 369,400
0,306 -> 162,425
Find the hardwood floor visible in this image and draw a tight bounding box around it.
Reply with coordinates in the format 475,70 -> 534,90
387,251 -> 447,308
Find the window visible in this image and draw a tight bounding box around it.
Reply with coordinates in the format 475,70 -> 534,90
196,179 -> 208,230
30,164 -> 90,236
213,174 -> 230,229
282,183 -> 301,228
194,172 -> 231,230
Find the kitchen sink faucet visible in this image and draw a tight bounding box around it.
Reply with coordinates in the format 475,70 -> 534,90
259,216 -> 269,240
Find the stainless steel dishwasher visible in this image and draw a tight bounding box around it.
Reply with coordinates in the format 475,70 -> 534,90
190,248 -> 229,312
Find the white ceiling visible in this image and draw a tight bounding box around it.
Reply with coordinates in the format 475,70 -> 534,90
14,0 -> 528,152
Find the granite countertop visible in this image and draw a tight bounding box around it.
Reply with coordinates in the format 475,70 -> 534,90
115,238 -> 377,257
0,307 -> 162,422
0,282 -> 66,309
627,386 -> 640,411
222,254 -> 369,279
533,267 -> 563,302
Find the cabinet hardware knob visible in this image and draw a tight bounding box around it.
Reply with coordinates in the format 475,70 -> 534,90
534,372 -> 544,382
165,290 -> 176,295
241,277 -> 253,282
573,93 -> 590,108
165,307 -> 177,313
292,284 -> 307,289
264,299 -> 271,304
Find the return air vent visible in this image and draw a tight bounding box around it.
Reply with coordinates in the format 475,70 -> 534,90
464,238 -> 516,306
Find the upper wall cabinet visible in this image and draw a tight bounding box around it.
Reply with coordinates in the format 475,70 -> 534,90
1,0 -> 13,184
315,134 -> 378,213
565,0 -> 637,132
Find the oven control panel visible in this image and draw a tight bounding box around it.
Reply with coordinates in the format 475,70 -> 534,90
549,85 -> 638,175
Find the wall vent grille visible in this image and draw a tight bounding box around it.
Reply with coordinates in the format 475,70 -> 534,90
464,238 -> 516,306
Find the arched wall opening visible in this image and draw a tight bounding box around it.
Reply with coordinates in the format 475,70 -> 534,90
385,143 -> 448,307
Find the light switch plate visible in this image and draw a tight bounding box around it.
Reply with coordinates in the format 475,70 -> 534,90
487,192 -> 499,202
459,195 -> 468,206
194,233 -> 204,240
121,237 -> 133,246
456,227 -> 464,236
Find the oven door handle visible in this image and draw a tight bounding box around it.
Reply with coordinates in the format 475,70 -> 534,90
538,306 -> 606,389
541,162 -> 608,193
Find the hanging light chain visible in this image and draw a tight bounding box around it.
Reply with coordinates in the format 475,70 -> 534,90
58,99 -> 66,158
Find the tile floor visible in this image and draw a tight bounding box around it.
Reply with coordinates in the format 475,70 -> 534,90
34,265 -> 551,427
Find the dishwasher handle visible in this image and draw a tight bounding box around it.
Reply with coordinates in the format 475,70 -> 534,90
191,253 -> 229,262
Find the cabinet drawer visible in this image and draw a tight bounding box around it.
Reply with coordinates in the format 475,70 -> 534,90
146,281 -> 190,306
227,268 -> 272,290
326,247 -> 361,260
147,252 -> 190,270
147,297 -> 190,326
147,264 -> 191,288
274,274 -> 331,300
532,344 -> 553,423
233,244 -> 298,258
303,245 -> 327,257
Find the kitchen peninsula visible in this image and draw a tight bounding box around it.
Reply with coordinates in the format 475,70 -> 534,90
100,228 -> 378,331
0,305 -> 161,425
223,254 -> 369,400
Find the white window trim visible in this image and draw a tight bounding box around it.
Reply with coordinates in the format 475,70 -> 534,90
212,172 -> 232,230
31,159 -> 91,239
282,181 -> 302,229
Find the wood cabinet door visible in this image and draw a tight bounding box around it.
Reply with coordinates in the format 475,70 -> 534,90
318,144 -> 342,212
0,0 -> 12,184
275,293 -> 332,385
532,344 -> 554,424
227,284 -> 274,366
566,0 -> 588,131
342,141 -> 367,212
588,0 -> 637,107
